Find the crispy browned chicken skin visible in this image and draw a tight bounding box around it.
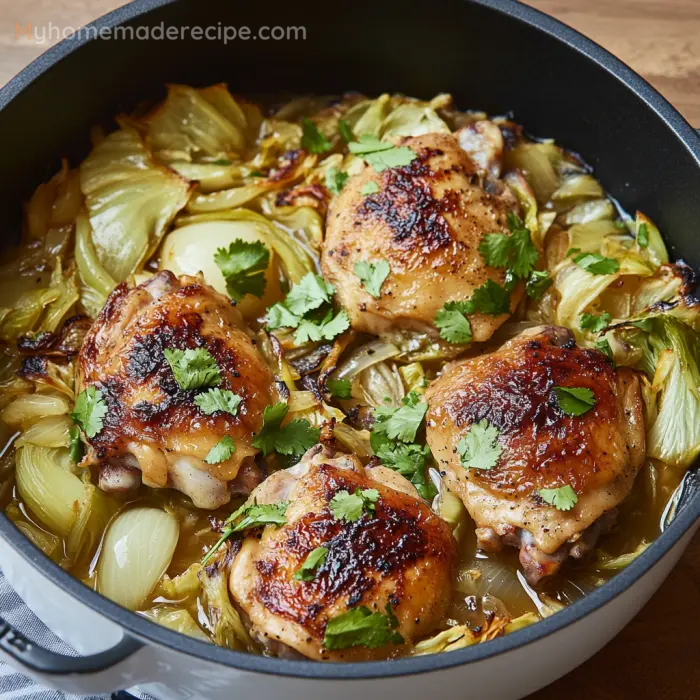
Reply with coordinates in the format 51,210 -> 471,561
425,326 -> 645,584
229,446 -> 457,660
77,271 -> 275,508
321,131 -> 522,342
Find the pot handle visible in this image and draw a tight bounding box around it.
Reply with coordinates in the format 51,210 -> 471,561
0,613 -> 143,675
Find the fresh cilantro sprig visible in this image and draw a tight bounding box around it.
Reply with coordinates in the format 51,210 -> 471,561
72,387 -> 108,439
538,485 -> 578,511
457,419 -> 502,471
214,239 -> 270,301
301,118 -> 331,154
326,378 -> 352,399
553,387 -> 597,416
204,435 -> 236,464
573,252 -> 620,275
164,347 -> 221,391
595,337 -> 614,363
252,402 -> 320,458
337,119 -> 353,144
194,388 -> 243,416
326,167 -> 349,196
373,391 -> 428,443
434,301 -> 472,345
323,604 -> 404,650
294,310 -> 351,345
348,135 -> 417,172
69,425 -> 84,463
580,311 -> 612,333
354,259 -> 390,298
294,546 -> 328,581
637,222 -> 649,248
371,432 -> 434,500
330,488 -> 380,522
479,213 -> 539,280
202,500 -> 289,565
526,270 -> 552,300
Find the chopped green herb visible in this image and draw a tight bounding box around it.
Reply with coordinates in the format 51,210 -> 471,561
595,337 -> 615,363
457,419 -> 502,471
370,432 -> 435,500
479,213 -> 539,280
194,388 -> 243,417
202,500 -> 289,565
637,222 -> 649,248
71,387 -> 108,439
349,135 -> 417,172
323,604 -> 404,650
566,247 -> 582,257
354,259 -> 390,298
435,301 -> 473,344
214,238 -> 270,301
252,402 -> 320,457
294,310 -> 350,344
211,159 -> 232,166
538,485 -> 578,511
553,386 -> 597,416
580,311 -> 612,333
373,391 -> 428,443
204,435 -> 236,464
360,181 -> 379,196
573,252 -> 620,275
326,378 -> 352,399
249,169 -> 264,177
294,546 -> 328,581
469,279 -> 511,316
284,273 -> 335,317
266,303 -> 302,330
301,117 -> 331,154
338,119 -> 353,144
330,488 -> 380,522
326,167 -> 349,196
526,270 -> 552,300
69,425 -> 84,463
164,347 -> 221,391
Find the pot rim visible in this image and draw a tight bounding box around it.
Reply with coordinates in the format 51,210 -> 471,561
1,0 -> 699,681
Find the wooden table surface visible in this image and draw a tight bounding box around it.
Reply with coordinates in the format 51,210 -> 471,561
0,1 -> 699,698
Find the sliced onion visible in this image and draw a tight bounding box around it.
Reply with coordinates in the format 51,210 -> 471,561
97,508 -> 179,611
16,415 -> 71,448
335,340 -> 399,381
140,606 -> 211,642
15,445 -> 83,536
2,393 -> 70,429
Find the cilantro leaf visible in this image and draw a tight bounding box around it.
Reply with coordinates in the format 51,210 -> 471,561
360,181 -> 379,196
214,239 -> 270,301
373,391 -> 428,443
284,273 -> 335,316
266,303 -> 302,330
329,488 -> 380,522
69,425 -> 84,463
538,485 -> 578,511
294,546 -> 328,581
194,388 -> 243,416
164,348 -> 221,391
553,386 -> 597,416
323,605 -> 404,650
579,311 -> 612,333
349,135 -> 417,172
326,378 -> 352,399
435,301 -> 473,344
370,432 -> 435,500
478,233 -> 512,268
457,419 -> 502,471
526,270 -> 552,300
637,222 -> 649,248
252,402 -> 320,457
338,119 -> 353,144
573,252 -> 620,275
507,214 -> 540,279
202,500 -> 289,565
595,337 -> 614,363
354,259 -> 390,298
294,310 -> 350,345
204,435 -> 236,464
72,387 -> 107,438
566,247 -> 582,257
469,279 -> 511,316
326,167 -> 349,196
301,117 -> 331,154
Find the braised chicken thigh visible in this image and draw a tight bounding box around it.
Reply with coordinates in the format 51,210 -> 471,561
321,131 -> 522,342
425,326 -> 646,584
229,445 -> 457,660
77,271 -> 275,508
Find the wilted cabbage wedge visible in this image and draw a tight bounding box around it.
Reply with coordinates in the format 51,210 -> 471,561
80,128 -> 193,283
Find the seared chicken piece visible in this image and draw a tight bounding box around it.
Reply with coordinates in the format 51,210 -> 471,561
229,445 -> 457,660
321,131 -> 522,342
77,271 -> 275,509
425,326 -> 645,585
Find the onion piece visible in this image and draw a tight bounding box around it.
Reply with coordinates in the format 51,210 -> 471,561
16,415 -> 71,448
335,340 -> 400,381
140,606 -> 211,643
2,393 -> 70,429
97,508 -> 179,611
15,445 -> 83,536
